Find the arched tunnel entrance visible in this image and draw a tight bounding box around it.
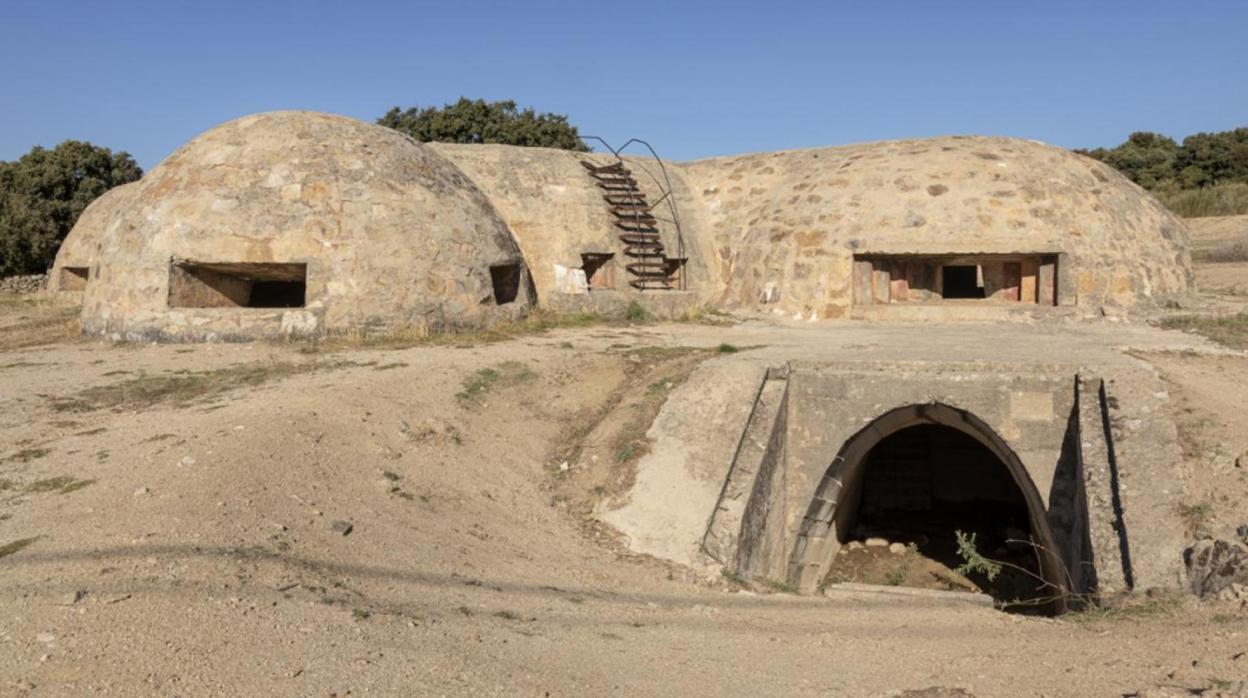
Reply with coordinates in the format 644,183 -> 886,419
789,403 -> 1066,613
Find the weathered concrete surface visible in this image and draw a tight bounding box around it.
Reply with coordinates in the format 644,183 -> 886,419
432,143 -> 716,308
47,182 -> 138,294
601,320 -> 1218,595
675,136 -> 1193,318
601,359 -> 764,567
701,365 -> 789,567
1100,364 -> 1189,589
82,111 -> 531,341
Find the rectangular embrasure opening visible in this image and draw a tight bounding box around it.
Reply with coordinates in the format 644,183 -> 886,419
60,266 -> 89,291
580,253 -> 615,290
853,253 -> 1059,306
941,265 -> 983,299
489,263 -> 522,305
663,257 -> 688,289
168,262 -> 306,308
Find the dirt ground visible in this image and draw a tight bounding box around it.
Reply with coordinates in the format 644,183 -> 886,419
2,270 -> 1248,696
1186,215 -> 1248,311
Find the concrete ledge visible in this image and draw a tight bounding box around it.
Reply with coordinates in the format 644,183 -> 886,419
823,582 -> 995,608
850,303 -> 1081,322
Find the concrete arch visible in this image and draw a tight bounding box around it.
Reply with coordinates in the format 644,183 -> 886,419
787,402 -> 1067,602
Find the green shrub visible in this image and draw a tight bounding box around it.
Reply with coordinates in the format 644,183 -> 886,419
625,301 -> 651,323
0,141 -> 141,277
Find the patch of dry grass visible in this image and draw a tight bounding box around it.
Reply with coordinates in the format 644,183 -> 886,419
1160,182 -> 1248,218
1195,235 -> 1248,263
25,476 -> 95,495
0,295 -> 80,351
1159,313 -> 1248,350
0,537 -> 39,559
456,361 -> 537,407
1069,592 -> 1184,623
3,447 -> 51,463
293,306 -> 735,353
295,311 -> 606,353
47,359 -> 344,413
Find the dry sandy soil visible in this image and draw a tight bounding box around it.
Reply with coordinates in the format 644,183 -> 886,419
2,277 -> 1248,696
1186,215 -> 1248,310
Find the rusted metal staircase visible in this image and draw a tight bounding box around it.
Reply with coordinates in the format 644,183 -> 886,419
579,138 -> 686,291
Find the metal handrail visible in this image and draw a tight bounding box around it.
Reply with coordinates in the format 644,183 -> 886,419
580,135 -> 687,290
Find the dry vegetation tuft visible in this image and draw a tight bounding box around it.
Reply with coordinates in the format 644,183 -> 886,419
47,360 -> 343,413
1195,235 -> 1248,263
455,361 -> 537,406
293,306 -> 734,353
1159,182 -> 1248,218
0,294 -> 80,351
1159,313 -> 1248,351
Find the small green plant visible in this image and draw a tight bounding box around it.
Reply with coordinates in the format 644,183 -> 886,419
720,569 -> 748,585
455,361 -> 536,405
625,301 -> 651,323
646,378 -> 672,394
954,531 -> 1002,581
351,608 -> 371,621
885,543 -> 919,586
493,610 -> 521,621
614,443 -> 638,464
716,343 -> 739,354
382,470 -> 401,482
1176,501 -> 1213,532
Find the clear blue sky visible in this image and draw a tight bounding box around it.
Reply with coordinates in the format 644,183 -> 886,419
1,0 -> 1245,170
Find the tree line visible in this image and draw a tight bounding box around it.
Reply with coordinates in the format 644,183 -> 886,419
0,141 -> 142,277
1077,128 -> 1248,217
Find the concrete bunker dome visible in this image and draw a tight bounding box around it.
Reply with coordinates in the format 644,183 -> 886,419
677,135 -> 1194,318
81,111 -> 532,341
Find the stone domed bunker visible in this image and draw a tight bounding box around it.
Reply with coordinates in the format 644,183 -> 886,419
48,182 -> 138,295
678,136 -> 1194,319
75,114 -> 1195,338
63,113 -> 1204,613
82,111 -> 532,341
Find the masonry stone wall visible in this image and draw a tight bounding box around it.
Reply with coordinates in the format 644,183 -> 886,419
675,136 -> 1193,318
0,274 -> 48,294
48,182 -> 138,295
80,112 -> 532,341
68,112 -> 1195,339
